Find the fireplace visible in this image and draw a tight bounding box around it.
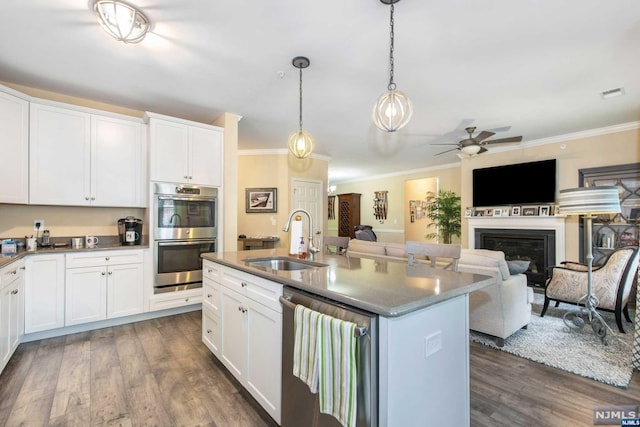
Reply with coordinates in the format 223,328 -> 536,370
475,228 -> 555,288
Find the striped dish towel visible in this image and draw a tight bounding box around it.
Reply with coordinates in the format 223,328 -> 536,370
293,304 -> 322,393
318,314 -> 358,427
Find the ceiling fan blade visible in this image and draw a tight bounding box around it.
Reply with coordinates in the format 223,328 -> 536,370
473,131 -> 495,142
485,136 -> 523,145
434,147 -> 460,156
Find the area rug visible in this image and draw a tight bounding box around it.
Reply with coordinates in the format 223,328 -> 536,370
470,293 -> 635,388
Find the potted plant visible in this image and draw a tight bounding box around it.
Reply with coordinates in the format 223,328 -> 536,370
425,190 -> 461,244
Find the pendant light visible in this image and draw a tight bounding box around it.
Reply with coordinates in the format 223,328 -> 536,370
94,0 -> 150,44
288,56 -> 314,159
372,0 -> 413,132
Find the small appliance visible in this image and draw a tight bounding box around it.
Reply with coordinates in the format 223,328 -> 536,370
118,216 -> 143,246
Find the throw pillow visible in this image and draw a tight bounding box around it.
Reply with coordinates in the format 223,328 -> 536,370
507,260 -> 530,275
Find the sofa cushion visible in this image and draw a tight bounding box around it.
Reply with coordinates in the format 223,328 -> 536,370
460,249 -> 510,281
347,239 -> 386,256
507,260 -> 530,275
385,243 -> 408,258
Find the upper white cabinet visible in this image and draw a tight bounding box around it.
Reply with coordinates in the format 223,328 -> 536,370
29,101 -> 146,207
0,88 -> 29,204
146,112 -> 223,187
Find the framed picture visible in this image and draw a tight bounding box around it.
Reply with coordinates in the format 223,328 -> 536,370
493,208 -> 502,217
245,188 -> 277,213
512,206 -> 521,216
539,205 -> 550,216
464,208 -> 473,217
475,210 -> 484,217
501,208 -> 510,216
485,209 -> 494,217
522,206 -> 538,216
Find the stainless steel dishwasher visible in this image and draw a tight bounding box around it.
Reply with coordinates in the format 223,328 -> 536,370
280,286 -> 378,427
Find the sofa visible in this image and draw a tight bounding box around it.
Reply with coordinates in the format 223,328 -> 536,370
346,239 -> 533,346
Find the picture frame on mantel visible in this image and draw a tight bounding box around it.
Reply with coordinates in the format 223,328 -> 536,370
522,206 -> 538,216
245,188 -> 277,213
512,206 -> 521,216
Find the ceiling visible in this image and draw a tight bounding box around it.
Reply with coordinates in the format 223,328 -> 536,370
1,1 -> 638,183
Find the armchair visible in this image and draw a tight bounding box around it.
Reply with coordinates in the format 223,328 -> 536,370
542,246 -> 639,333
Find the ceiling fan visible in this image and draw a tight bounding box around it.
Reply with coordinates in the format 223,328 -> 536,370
431,126 -> 523,157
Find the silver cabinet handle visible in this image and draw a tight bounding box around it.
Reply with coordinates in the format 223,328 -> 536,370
85,197 -> 90,200
241,282 -> 247,288
108,271 -> 113,275
20,266 -> 25,270
185,298 -> 190,302
207,294 -> 212,298
105,257 -> 110,261
207,329 -> 212,334
11,289 -> 18,295
184,175 -> 188,179
101,272 -> 106,276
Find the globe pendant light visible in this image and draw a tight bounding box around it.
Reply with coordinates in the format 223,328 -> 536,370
288,56 -> 314,159
372,0 -> 413,132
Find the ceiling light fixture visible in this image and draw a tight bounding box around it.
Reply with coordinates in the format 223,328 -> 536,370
372,0 -> 413,132
94,0 -> 150,44
288,56 -> 314,159
460,145 -> 482,155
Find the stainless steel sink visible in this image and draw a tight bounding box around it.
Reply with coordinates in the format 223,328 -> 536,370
243,256 -> 327,271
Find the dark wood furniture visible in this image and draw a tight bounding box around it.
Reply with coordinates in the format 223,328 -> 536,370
338,193 -> 361,238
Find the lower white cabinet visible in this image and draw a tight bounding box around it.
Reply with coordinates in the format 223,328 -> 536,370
0,259 -> 25,373
203,261 -> 282,424
24,254 -> 65,333
65,250 -> 143,326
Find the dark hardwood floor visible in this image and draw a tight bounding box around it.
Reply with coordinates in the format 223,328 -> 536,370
1,310 -> 638,426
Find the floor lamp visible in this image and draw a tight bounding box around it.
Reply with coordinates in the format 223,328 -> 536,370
558,186 -> 621,344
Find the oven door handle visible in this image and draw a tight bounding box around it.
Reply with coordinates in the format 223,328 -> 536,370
157,240 -> 216,247
157,196 -> 216,202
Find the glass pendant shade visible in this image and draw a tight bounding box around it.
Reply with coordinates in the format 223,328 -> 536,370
372,88 -> 413,132
288,129 -> 314,159
94,0 -> 150,43
460,145 -> 482,155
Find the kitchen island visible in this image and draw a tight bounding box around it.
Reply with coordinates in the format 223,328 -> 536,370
201,249 -> 494,427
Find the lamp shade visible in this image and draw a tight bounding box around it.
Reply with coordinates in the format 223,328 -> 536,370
558,186 -> 621,216
460,145 -> 482,155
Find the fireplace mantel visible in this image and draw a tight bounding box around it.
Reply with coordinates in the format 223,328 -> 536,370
467,216 -> 566,263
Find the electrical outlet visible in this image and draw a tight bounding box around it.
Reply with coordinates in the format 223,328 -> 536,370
34,219 -> 44,231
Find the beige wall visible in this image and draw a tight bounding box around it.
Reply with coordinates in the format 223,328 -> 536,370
237,152 -> 328,250
331,164 -> 461,243
460,128 -> 640,258
404,177 -> 438,242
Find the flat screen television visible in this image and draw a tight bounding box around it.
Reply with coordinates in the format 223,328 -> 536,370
472,159 -> 556,207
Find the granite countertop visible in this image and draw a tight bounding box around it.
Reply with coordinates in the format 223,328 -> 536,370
0,240 -> 149,269
202,248 -> 494,317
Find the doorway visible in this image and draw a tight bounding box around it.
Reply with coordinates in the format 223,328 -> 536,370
404,177 -> 438,242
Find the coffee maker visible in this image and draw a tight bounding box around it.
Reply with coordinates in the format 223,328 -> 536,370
118,216 -> 143,246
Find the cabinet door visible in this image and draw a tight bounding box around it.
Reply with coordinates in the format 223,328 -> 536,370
91,115 -> 145,207
245,298 -> 282,424
189,126 -> 222,186
0,90 -> 29,204
220,286 -> 246,380
0,282 -> 11,369
8,269 -> 24,359
30,103 -> 91,205
107,263 -> 143,319
149,118 -> 190,183
65,266 -> 107,326
25,254 -> 65,333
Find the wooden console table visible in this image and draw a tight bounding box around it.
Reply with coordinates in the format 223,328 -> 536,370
237,236 -> 280,251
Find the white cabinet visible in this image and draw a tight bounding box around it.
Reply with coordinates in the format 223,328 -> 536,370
24,254 -> 65,333
206,263 -> 282,424
0,259 -> 25,373
202,260 -> 221,355
65,250 -> 144,326
0,87 -> 29,204
147,112 -> 223,186
29,101 -> 146,207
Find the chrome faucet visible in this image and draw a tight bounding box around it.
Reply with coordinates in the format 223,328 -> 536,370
283,208 -> 320,259
169,213 -> 182,225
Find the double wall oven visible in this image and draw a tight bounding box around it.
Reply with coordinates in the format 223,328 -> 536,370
153,183 -> 217,294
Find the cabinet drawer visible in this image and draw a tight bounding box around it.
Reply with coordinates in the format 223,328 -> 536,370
203,277 -> 220,314
0,259 -> 25,287
203,260 -> 220,281
221,268 -> 283,312
66,249 -> 143,268
202,307 -> 220,356
149,288 -> 202,311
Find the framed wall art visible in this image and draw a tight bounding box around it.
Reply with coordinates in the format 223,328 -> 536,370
512,206 -> 521,216
245,188 -> 277,213
522,206 -> 538,216
538,205 -> 550,216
